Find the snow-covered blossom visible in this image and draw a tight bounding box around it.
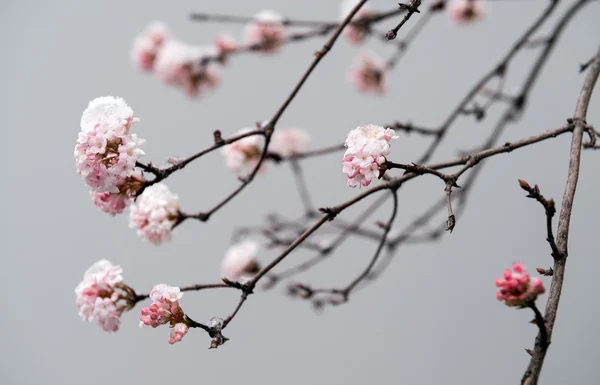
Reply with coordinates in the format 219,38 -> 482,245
340,0 -> 374,45
347,51 -> 387,94
221,240 -> 261,281
140,284 -> 190,344
221,128 -> 264,174
154,40 -> 220,97
129,183 -> 180,244
270,128 -> 311,157
447,0 -> 485,25
243,10 -> 286,54
75,260 -> 135,333
495,263 -> 545,307
214,33 -> 238,59
342,125 -> 398,187
131,21 -> 171,71
75,97 -> 145,195
169,323 -> 189,345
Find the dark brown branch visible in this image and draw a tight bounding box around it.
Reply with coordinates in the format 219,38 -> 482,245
266,0 -> 370,129
388,121 -> 439,136
279,143 -> 346,160
416,0 -> 560,165
190,12 -> 334,27
340,190 -> 398,296
517,179 -> 559,258
528,302 -> 548,349
290,160 -> 316,216
579,56 -> 595,73
135,128 -> 264,192
190,8 -> 405,29
522,42 -> 600,385
265,193 -> 391,285
386,7 -> 434,68
385,1 -> 421,41
160,2 -> 372,228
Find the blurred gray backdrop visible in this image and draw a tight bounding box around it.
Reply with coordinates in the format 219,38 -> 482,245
2,1 -> 599,384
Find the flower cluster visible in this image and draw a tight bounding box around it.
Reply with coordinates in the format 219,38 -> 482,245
75,260 -> 135,333
129,183 -> 181,244
447,0 -> 485,25
132,22 -> 222,97
340,0 -> 374,45
131,21 -> 171,71
75,96 -> 146,214
495,263 -> 545,307
243,10 -> 286,54
221,128 -> 264,174
222,240 -> 261,281
342,125 -> 398,187
270,128 -> 311,158
347,51 -> 387,94
140,284 -> 189,344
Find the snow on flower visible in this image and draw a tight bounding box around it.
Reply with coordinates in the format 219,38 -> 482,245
129,183 -> 180,244
495,263 -> 545,307
270,128 -> 311,157
221,240 -> 261,281
447,0 -> 485,25
243,10 -> 286,54
75,260 -> 136,333
131,21 -> 171,71
347,51 -> 387,94
140,284 -> 190,344
221,128 -> 264,174
340,0 -> 374,45
342,125 -> 398,188
154,40 -> 220,97
75,97 -> 145,196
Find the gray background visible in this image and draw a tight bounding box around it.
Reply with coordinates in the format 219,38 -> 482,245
2,0 -> 599,384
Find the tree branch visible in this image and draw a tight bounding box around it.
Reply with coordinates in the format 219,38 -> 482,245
521,44 -> 600,385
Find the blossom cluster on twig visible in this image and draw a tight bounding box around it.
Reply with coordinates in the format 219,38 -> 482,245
73,7 -> 599,382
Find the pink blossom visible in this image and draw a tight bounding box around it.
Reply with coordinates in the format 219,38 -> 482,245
347,51 -> 387,94
75,260 -> 135,332
447,0 -> 485,25
340,0 -> 374,45
131,21 -> 171,71
144,21 -> 171,45
89,172 -> 143,216
129,183 -> 180,244
342,125 -> 398,188
221,128 -> 264,174
221,240 -> 260,281
495,263 -> 545,307
140,284 -> 190,344
168,323 -> 189,345
75,97 -> 145,195
243,10 -> 286,54
270,128 -> 311,157
214,33 -> 238,58
154,41 -> 220,97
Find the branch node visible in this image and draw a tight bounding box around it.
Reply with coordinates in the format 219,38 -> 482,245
319,207 -> 340,221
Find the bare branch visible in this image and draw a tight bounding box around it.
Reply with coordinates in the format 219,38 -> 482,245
522,43 -> 600,385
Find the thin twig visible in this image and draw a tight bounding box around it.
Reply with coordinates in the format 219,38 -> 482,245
517,179 -> 559,258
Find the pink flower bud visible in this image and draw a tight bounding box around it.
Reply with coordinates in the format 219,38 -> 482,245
447,0 -> 485,25
347,51 -> 387,94
243,10 -> 286,54
495,263 -> 546,307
